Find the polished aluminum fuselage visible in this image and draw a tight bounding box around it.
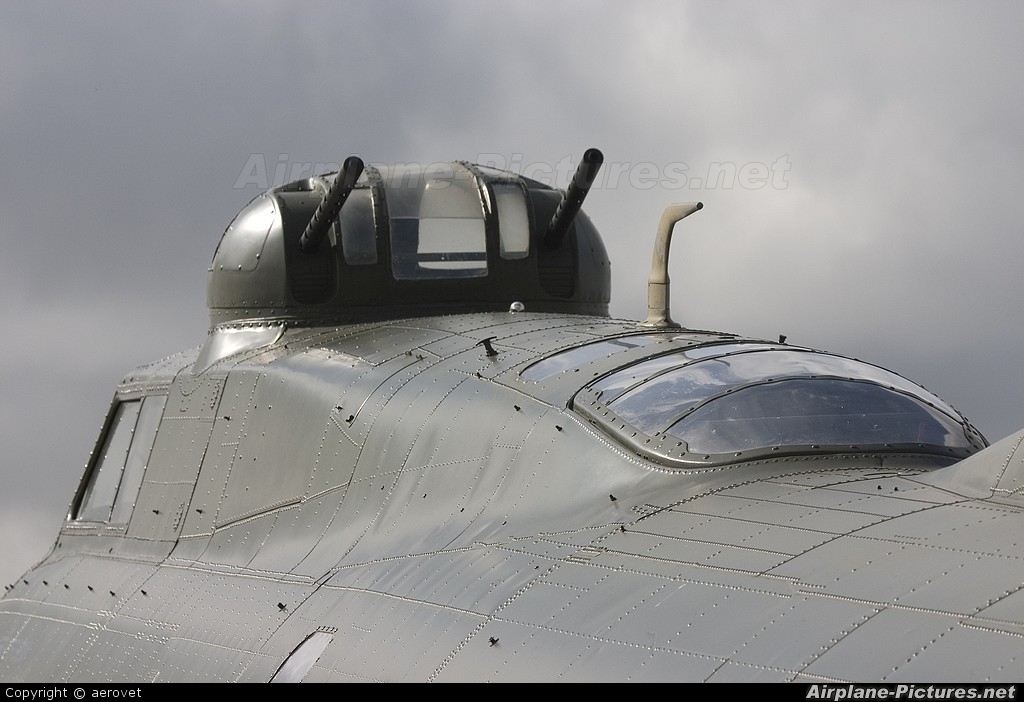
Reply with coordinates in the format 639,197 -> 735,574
3,311 -> 1023,681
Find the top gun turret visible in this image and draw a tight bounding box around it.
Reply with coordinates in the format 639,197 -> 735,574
207,150 -> 610,329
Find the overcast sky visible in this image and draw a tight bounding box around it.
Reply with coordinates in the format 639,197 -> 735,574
2,1 -> 1022,588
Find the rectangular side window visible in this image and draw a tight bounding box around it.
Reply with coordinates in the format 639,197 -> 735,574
110,395 -> 166,524
76,401 -> 140,522
74,395 -> 165,524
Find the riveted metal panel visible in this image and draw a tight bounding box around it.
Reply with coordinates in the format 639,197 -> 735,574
215,362 -> 337,527
180,370 -> 261,537
4,557 -> 82,604
353,450 -> 519,560
387,536 -> 603,604
604,529 -> 794,573
434,618 -> 725,682
774,469 -> 953,507
192,348 -> 382,569
239,325 -> 352,368
719,593 -> 877,675
423,338 -> 538,381
898,551 -> 1024,614
126,373 -> 224,541
245,496 -> 344,574
856,500 -> 1024,555
671,491 -> 889,535
300,663 -> 373,682
412,312 -> 589,338
128,482 -> 198,542
724,471 -> 942,519
644,508 -> 837,556
130,567 -> 310,662
330,324 -> 449,365
90,643 -> 164,682
499,564 -> 797,664
14,556 -> 154,613
841,498 -> 1024,614
553,640 -> 724,683
328,605 -> 480,682
301,368 -> 454,548
343,405 -> 616,565
290,488 -> 381,577
166,535 -> 208,563
836,475 -> 969,504
324,547 -> 547,614
507,554 -> 859,674
1,617 -> 98,680
495,570 -> 623,634
497,320 -> 651,354
0,556 -> 164,681
395,372 -> 530,470
706,661 -> 803,682
975,584 -> 1024,622
135,413 -> 220,489
157,639 -> 252,682
423,414 -> 643,547
802,607 -> 969,681
79,618 -> 166,681
167,373 -> 224,419
202,512 -> 280,568
923,429 -> 1024,500
414,333 -> 485,361
120,346 -> 199,387
275,589 -> 482,682
339,371 -> 478,560
310,408 -> 364,491
626,579 -> 792,659
315,351 -> 423,448
885,621 -> 1024,681
771,535 -> 996,611
289,362 -> 431,576
111,585 -> 180,641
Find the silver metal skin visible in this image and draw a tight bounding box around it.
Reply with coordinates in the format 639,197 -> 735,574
1,156 -> 1021,683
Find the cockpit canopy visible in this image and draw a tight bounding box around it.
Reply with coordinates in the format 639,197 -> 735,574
207,160 -> 611,328
569,341 -> 987,466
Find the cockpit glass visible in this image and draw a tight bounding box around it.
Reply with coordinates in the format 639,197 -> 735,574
585,346 -> 982,458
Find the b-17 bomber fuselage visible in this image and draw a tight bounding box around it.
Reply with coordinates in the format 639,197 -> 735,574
1,151 -> 1021,682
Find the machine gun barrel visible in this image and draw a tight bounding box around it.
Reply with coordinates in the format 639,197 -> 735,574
544,148 -> 603,249
300,156 -> 365,254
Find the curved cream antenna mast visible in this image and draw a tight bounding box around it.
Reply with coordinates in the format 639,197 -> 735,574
641,202 -> 703,328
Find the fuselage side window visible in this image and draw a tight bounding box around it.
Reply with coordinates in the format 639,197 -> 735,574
74,395 -> 166,524
76,401 -> 140,522
110,395 -> 166,524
